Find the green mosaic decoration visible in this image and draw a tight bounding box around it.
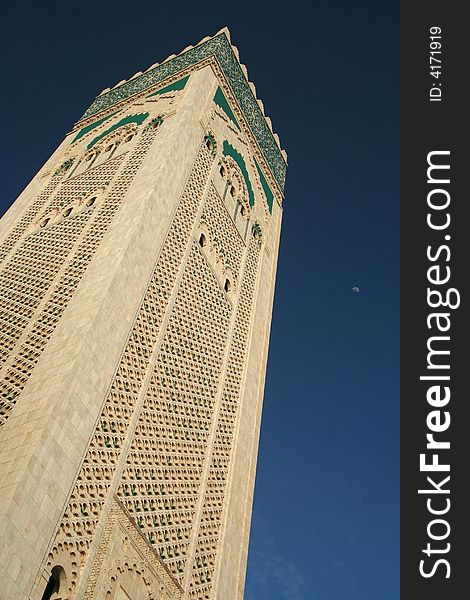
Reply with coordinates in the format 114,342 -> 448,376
213,87 -> 240,130
79,32 -> 286,192
252,222 -> 262,245
204,132 -> 217,156
54,158 -> 75,176
87,113 -> 149,149
254,157 -> 274,213
144,116 -> 164,131
223,140 -> 254,208
72,111 -> 119,144
146,75 -> 189,97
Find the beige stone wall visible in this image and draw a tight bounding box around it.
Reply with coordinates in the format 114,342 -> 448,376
0,48 -> 284,600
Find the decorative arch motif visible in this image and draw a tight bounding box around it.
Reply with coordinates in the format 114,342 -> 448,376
67,117 -> 152,179
252,221 -> 262,245
40,565 -> 67,600
196,220 -> 237,300
82,499 -> 182,600
40,545 -> 80,600
143,116 -> 164,132
91,123 -> 137,153
87,113 -> 149,149
71,111 -> 119,145
53,158 -> 75,177
222,140 -> 254,208
30,186 -> 106,233
203,132 -> 217,156
220,156 -> 250,216
103,560 -> 152,600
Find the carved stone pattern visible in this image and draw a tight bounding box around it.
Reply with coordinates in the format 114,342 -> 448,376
0,154 -> 125,412
0,177 -> 61,264
187,234 -> 260,600
86,499 -> 182,600
0,127 -> 157,429
120,176 -> 243,580
79,33 -> 286,192
117,242 -> 232,584
115,174 -> 244,586
46,141 -> 215,598
113,168 -> 257,597
200,185 -> 244,283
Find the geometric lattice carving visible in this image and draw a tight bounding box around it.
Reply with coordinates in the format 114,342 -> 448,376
46,140 -> 216,596
85,498 -> 182,600
187,235 -> 261,600
0,177 -> 61,264
0,123 -> 157,428
42,130 -> 263,599
120,242 -> 232,583
200,185 -> 245,284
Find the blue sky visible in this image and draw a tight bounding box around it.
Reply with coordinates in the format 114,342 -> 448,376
1,1 -> 399,597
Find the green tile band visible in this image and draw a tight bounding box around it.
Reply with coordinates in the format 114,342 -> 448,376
78,32 -> 286,192
87,113 -> 149,149
72,111 -> 119,144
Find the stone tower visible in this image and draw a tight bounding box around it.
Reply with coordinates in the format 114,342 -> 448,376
0,29 -> 287,600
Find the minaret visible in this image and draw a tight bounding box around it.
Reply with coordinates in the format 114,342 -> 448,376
0,29 -> 287,600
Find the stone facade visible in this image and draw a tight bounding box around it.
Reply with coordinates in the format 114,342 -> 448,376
0,29 -> 286,600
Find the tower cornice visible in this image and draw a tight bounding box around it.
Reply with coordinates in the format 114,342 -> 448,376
76,29 -> 287,193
